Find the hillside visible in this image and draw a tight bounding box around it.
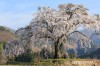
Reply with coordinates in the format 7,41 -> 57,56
0,26 -> 17,64
80,48 -> 100,59
0,26 -> 16,42
81,29 -> 100,45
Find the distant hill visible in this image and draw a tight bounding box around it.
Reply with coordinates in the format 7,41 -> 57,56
0,26 -> 16,42
79,48 -> 100,59
80,29 -> 100,45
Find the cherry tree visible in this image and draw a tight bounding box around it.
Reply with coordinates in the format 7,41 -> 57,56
30,4 -> 100,58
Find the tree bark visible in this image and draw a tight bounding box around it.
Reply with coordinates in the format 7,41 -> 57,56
54,34 -> 64,59
54,41 -> 59,59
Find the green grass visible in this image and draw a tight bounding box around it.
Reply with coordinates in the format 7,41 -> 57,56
6,58 -> 82,65
0,43 -> 3,53
4,58 -> 100,66
7,61 -> 34,65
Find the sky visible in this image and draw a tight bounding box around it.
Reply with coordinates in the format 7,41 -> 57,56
0,0 -> 100,30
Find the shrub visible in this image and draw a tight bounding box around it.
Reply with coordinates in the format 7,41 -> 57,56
0,42 -> 5,53
0,26 -> 6,31
0,42 -> 7,64
0,43 -> 3,53
15,49 -> 34,62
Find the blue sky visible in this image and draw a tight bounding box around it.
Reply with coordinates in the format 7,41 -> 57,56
0,0 -> 100,30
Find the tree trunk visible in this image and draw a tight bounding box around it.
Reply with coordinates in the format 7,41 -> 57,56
54,38 -> 61,59
54,34 -> 65,59
54,41 -> 59,59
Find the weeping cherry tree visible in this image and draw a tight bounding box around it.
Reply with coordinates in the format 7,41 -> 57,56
29,3 -> 100,58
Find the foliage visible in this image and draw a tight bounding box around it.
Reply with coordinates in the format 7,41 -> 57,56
0,42 -> 7,64
15,49 -> 34,62
69,53 -> 76,59
40,47 -> 54,59
0,42 -> 6,53
0,26 -> 6,31
0,43 -> 3,53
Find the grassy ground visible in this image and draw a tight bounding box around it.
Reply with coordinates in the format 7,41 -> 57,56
5,59 -> 100,66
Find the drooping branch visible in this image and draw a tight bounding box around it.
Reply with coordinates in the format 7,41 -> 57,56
66,31 -> 92,45
67,31 -> 92,49
67,31 -> 90,39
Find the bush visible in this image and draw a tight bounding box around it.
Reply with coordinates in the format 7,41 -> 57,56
40,47 -> 52,59
0,43 -> 3,53
0,26 -> 6,31
15,49 -> 34,62
0,42 -> 5,53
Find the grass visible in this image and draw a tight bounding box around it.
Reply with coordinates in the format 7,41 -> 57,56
6,59 -> 67,65
1,60 -> 99,66
0,43 -> 3,53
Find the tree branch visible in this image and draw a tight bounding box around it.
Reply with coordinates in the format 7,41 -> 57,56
67,31 -> 90,39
